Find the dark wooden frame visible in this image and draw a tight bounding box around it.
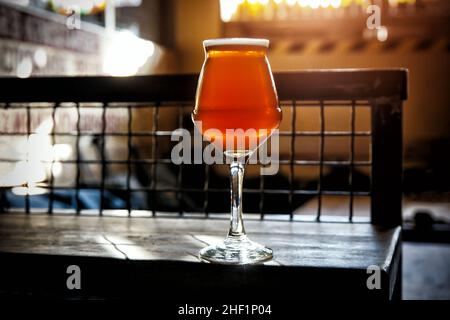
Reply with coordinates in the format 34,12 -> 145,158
0,69 -> 407,102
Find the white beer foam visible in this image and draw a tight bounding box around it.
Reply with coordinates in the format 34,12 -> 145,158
203,38 -> 269,48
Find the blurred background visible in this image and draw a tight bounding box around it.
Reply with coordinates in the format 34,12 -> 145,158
0,0 -> 449,299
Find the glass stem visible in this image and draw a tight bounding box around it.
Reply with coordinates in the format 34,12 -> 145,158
228,160 -> 246,238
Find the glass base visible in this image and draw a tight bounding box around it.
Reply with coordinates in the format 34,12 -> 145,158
199,235 -> 273,265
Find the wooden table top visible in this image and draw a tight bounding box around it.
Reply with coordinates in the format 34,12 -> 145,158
0,213 -> 401,299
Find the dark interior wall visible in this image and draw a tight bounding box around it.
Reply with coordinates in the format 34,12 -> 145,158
170,0 -> 450,192
116,0 -> 174,48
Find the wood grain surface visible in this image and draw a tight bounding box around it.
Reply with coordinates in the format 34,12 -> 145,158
0,214 -> 401,299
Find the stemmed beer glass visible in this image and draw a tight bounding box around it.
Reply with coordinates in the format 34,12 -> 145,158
192,38 -> 281,264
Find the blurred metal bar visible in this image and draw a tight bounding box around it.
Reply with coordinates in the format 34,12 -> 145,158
0,102 -> 372,108
316,101 -> 325,221
75,103 -> 81,214
0,131 -> 373,137
259,168 -> 265,220
4,185 -> 370,196
0,158 -> 373,166
99,104 -> 107,215
177,105 -> 183,216
151,103 -> 160,216
289,100 -> 297,221
203,165 -> 210,218
349,100 -> 356,222
25,105 -> 30,214
127,104 -> 132,216
48,103 -> 57,214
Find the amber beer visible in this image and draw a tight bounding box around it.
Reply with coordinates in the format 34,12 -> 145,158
193,38 -> 279,264
193,39 -> 281,154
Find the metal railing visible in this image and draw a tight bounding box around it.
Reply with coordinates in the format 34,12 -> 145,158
0,70 -> 408,227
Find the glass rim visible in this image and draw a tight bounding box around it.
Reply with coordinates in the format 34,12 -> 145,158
203,38 -> 269,48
